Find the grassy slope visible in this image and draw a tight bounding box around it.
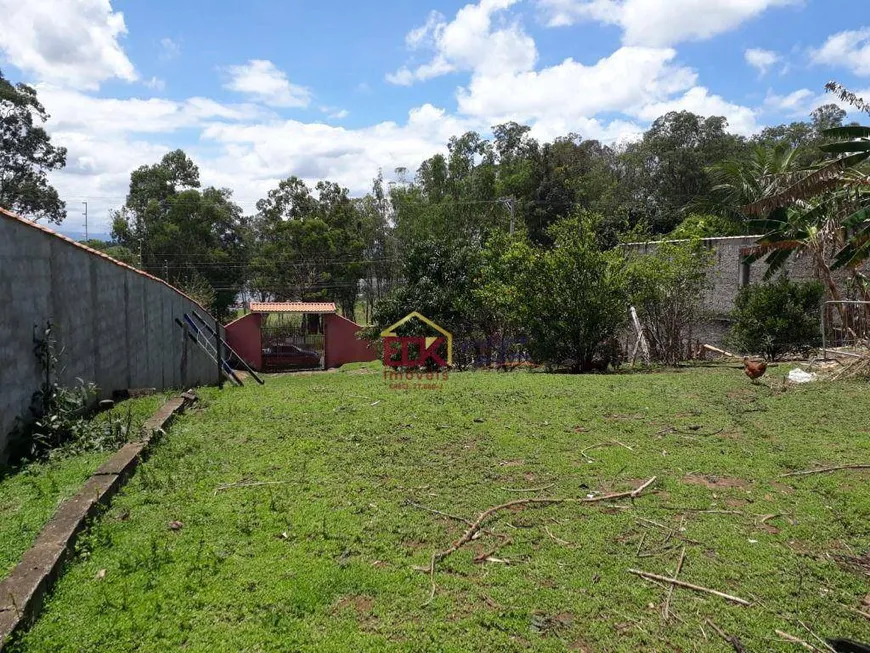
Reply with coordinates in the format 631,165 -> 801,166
11,367 -> 870,652
0,395 -> 168,581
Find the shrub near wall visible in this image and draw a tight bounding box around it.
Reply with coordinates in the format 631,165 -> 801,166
726,277 -> 824,360
627,239 -> 713,365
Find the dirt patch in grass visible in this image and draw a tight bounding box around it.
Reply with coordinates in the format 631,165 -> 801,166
334,595 -> 375,615
833,552 -> 870,578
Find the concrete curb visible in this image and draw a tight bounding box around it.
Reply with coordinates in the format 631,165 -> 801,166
0,395 -> 192,649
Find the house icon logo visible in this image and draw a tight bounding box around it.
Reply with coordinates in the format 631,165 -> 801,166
380,312 -> 453,368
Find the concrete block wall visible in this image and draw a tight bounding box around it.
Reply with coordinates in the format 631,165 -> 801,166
624,235 -> 862,346
0,209 -> 221,459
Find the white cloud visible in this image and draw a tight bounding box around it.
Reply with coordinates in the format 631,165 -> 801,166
811,28 -> 870,77
745,48 -> 780,76
199,104 -> 480,198
0,0 -> 136,89
160,37 -> 181,61
635,87 -> 759,135
537,0 -> 800,47
37,85 -> 269,135
223,60 -> 312,108
456,47 -> 696,124
764,86 -> 870,118
386,0 -> 537,85
35,87 -> 277,232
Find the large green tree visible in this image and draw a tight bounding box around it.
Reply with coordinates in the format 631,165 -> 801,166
0,68 -> 67,223
618,111 -> 748,234
111,150 -> 248,317
249,177 -> 371,320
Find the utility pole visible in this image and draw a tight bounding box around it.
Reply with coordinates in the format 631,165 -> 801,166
82,201 -> 88,240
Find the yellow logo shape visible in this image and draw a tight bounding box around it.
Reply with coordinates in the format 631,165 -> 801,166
380,311 -> 453,367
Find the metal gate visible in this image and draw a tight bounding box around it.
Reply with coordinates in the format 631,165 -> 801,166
261,317 -> 324,372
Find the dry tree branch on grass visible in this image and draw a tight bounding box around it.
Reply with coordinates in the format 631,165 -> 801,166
706,619 -> 746,652
776,629 -> 820,651
499,483 -> 556,493
662,546 -> 686,621
781,464 -> 870,478
628,569 -> 751,606
580,440 -> 634,461
419,477 -> 657,605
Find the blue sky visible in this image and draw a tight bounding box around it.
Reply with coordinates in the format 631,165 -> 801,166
1,0 -> 869,237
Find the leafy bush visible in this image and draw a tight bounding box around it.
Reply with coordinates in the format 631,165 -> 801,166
727,277 -> 824,360
517,214 -> 630,372
627,239 -> 713,365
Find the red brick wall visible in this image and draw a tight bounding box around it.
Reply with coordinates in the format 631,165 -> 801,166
225,313 -> 263,371
324,314 -> 377,368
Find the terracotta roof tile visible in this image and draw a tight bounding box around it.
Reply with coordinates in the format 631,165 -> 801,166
249,302 -> 337,314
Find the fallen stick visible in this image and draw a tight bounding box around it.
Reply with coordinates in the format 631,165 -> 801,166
798,620 -> 836,653
841,604 -> 870,621
781,464 -> 870,478
499,483 -> 556,493
422,477 -> 656,604
543,525 -> 571,546
628,569 -> 750,606
706,620 -> 746,652
775,629 -> 818,651
703,344 -> 739,358
662,546 -> 686,621
581,441 -> 635,461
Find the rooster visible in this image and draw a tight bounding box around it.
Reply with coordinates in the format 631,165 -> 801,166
743,357 -> 768,383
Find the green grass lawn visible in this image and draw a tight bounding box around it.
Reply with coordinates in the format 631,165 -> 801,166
9,366 -> 870,652
0,394 -> 169,582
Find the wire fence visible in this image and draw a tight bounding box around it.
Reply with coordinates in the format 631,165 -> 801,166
821,301 -> 870,358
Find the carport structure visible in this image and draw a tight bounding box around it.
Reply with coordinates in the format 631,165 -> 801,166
225,302 -> 376,372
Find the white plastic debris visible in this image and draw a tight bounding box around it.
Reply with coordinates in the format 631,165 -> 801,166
788,368 -> 818,384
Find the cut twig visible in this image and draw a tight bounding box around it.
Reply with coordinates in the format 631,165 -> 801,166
636,531 -> 648,557
637,517 -> 668,530
776,629 -> 818,651
543,525 -> 571,546
706,619 -> 746,652
499,483 -> 556,493
703,344 -> 739,358
628,569 -> 750,606
421,477 -> 657,605
840,604 -> 870,620
781,464 -> 870,478
580,440 -> 634,461
798,620 -> 836,653
662,546 -> 686,621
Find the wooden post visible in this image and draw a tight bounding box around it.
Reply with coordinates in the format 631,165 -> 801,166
215,317 -> 224,390
629,306 -> 650,365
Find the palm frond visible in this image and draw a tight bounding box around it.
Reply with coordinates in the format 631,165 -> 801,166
742,152 -> 870,215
